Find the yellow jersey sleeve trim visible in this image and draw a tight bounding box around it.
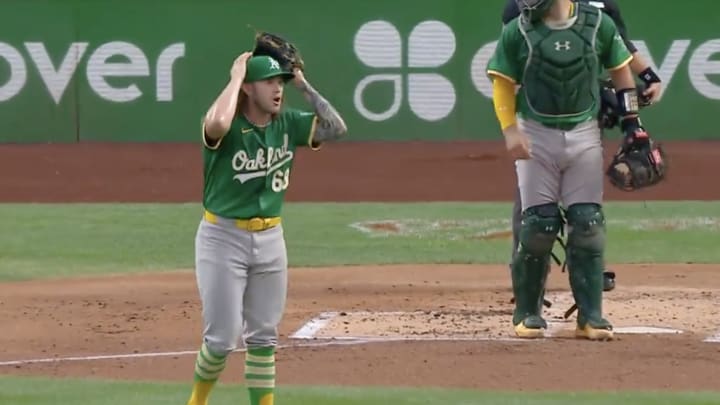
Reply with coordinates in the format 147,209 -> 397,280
492,76 -> 517,131
202,122 -> 224,150
607,55 -> 633,72
487,70 -> 517,85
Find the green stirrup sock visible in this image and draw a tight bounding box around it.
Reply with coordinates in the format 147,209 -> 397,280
246,346 -> 276,405
187,343 -> 227,405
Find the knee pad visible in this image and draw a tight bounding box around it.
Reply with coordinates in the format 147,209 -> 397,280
566,203 -> 606,252
519,203 -> 563,257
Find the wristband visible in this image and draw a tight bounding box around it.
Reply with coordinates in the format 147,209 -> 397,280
620,115 -> 642,132
616,88 -> 640,117
639,67 -> 661,85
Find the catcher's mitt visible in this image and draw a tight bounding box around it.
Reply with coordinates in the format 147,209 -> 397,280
606,138 -> 668,191
252,31 -> 304,72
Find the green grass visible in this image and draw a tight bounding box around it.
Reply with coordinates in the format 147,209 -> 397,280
1,203 -> 719,398
0,201 -> 718,281
1,376 -> 719,405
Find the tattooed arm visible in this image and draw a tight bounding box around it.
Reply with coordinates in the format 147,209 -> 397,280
292,69 -> 348,143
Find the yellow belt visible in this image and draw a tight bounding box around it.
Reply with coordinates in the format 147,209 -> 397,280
203,210 -> 281,232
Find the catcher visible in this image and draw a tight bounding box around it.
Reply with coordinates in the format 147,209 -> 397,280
503,0 -> 664,295
184,32 -> 347,405
487,0 -> 666,341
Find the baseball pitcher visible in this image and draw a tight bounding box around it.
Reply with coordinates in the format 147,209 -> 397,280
185,33 -> 347,405
502,0 -> 664,293
487,0 -> 665,340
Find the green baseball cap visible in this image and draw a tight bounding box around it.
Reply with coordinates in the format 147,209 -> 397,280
244,55 -> 294,83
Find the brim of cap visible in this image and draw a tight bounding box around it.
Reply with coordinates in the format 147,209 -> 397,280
246,71 -> 295,83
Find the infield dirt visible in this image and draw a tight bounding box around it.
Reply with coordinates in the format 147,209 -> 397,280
1,140 -> 718,391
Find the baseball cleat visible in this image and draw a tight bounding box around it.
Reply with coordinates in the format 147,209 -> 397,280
575,323 -> 615,341
513,315 -> 547,339
603,271 -> 616,291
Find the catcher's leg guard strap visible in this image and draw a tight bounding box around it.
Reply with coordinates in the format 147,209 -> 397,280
566,203 -> 608,328
511,203 -> 562,325
510,187 -> 523,265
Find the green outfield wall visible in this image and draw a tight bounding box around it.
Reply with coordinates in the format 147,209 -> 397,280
0,0 -> 718,142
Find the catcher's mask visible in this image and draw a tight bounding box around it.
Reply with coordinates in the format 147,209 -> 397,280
606,140 -> 668,192
516,0 -> 556,23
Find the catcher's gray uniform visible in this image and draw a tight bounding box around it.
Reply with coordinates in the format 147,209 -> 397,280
503,0 -> 659,294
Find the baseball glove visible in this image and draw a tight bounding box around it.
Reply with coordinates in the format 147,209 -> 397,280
606,137 -> 668,192
252,31 -> 305,72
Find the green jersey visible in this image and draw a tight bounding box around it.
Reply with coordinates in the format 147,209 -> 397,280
202,108 -> 317,219
487,3 -> 632,128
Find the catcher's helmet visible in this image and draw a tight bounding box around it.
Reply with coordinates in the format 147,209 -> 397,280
516,0 -> 556,23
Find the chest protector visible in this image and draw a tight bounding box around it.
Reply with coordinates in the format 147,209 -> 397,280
520,4 -> 602,118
